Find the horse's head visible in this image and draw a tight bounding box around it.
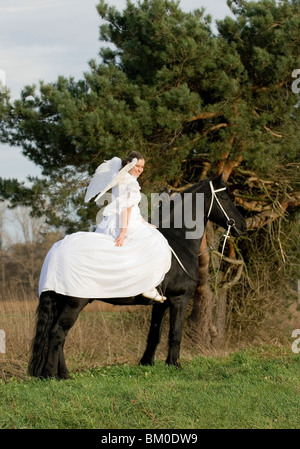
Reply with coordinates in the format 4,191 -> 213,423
207,174 -> 247,237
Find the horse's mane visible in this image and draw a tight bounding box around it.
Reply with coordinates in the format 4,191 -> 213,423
181,178 -> 208,194
181,176 -> 226,195
157,178 -> 212,240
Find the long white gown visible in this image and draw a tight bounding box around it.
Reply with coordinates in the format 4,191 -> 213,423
39,173 -> 171,298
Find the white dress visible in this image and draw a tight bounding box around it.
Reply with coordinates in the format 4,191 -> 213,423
39,173 -> 171,299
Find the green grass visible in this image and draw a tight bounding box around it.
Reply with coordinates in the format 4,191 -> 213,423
0,346 -> 299,429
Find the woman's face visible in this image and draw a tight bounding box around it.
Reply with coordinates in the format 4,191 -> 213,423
129,158 -> 145,178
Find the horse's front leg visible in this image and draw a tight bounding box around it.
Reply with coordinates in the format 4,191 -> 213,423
166,295 -> 190,369
140,302 -> 169,366
57,343 -> 70,380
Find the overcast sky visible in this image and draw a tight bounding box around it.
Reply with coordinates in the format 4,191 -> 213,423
0,0 -> 235,182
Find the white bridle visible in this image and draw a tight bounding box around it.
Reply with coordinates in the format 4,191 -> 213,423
169,181 -> 238,283
198,181 -> 237,280
207,181 -> 235,227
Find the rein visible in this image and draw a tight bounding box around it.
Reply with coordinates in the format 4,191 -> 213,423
169,181 -> 236,283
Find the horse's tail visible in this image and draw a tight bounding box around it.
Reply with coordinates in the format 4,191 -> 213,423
28,291 -> 58,377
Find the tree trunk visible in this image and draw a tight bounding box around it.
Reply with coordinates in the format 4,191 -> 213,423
187,223 -> 234,349
211,284 -> 227,348
188,223 -> 217,347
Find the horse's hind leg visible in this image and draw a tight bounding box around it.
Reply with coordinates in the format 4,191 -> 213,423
140,302 -> 169,366
42,296 -> 89,379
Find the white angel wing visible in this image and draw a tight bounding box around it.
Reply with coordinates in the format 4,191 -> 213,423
84,157 -> 122,203
93,158 -> 137,202
85,157 -> 138,203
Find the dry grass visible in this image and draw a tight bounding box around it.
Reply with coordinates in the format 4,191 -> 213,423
0,288 -> 35,379
1,280 -> 298,382
0,287 -> 174,381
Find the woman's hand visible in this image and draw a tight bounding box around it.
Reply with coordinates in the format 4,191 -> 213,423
115,229 -> 126,247
115,206 -> 132,246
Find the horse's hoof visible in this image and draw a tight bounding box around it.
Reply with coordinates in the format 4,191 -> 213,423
139,358 -> 154,366
166,359 -> 182,370
59,373 -> 70,380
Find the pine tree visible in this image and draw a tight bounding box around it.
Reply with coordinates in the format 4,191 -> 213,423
0,0 -> 299,346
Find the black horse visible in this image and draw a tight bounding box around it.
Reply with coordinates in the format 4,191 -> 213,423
28,174 -> 246,379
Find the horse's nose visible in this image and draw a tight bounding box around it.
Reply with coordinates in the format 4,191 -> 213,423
232,219 -> 247,237
241,219 -> 247,234
238,220 -> 247,236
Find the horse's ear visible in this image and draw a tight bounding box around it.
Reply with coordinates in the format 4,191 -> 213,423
214,172 -> 224,186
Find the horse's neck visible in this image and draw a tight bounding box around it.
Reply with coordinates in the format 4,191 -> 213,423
163,228 -> 205,259
159,181 -> 210,257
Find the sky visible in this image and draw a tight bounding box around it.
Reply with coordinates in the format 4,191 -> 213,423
0,0 -> 236,182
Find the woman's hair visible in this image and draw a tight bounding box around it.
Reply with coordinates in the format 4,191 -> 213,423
121,151 -> 145,167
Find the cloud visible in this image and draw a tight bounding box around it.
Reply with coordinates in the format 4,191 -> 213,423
0,0 -> 235,182
0,45 -> 70,97
0,0 -> 100,49
0,0 -> 100,97
0,0 -> 69,14
0,69 -> 6,86
0,144 -> 42,182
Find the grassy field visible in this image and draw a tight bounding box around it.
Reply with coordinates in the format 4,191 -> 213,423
0,346 -> 299,429
0,292 -> 299,429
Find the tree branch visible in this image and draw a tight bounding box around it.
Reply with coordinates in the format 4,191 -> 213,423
213,251 -> 244,265
188,111 -> 222,122
204,123 -> 227,135
251,79 -> 289,93
246,192 -> 300,230
235,196 -> 270,212
218,154 -> 244,182
222,264 -> 244,291
263,126 -> 283,138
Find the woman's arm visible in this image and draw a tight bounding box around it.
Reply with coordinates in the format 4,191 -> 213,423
115,206 -> 132,247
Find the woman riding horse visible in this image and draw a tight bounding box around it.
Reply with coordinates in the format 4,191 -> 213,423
28,156 -> 246,379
